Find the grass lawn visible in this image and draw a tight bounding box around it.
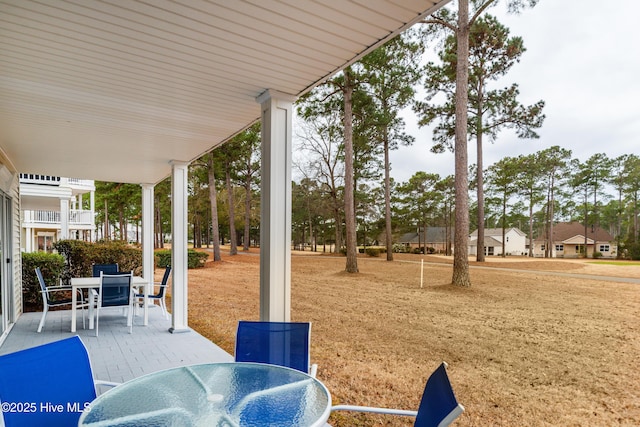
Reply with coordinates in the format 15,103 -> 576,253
178,250 -> 640,426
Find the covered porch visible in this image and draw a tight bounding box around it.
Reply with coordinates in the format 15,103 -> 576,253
0,309 -> 233,384
0,309 -> 343,426
0,0 -> 451,342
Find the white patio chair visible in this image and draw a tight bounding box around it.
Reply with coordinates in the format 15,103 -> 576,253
35,267 -> 88,333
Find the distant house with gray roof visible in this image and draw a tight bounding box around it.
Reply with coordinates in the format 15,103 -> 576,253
398,227 -> 451,253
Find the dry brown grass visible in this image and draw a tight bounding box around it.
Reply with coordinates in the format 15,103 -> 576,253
176,249 -> 640,426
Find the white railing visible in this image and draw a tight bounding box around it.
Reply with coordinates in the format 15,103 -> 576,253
19,175 -> 93,188
69,209 -> 93,225
23,209 -> 94,226
67,178 -> 94,188
19,174 -> 61,186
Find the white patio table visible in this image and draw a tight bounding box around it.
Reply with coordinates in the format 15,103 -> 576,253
78,362 -> 332,426
70,276 -> 148,333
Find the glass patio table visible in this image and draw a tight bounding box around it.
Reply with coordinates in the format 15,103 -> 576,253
78,362 -> 332,427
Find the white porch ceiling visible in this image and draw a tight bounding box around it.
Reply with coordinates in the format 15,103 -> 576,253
0,0 -> 449,185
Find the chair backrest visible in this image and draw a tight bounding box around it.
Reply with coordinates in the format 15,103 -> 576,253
0,336 -> 97,427
100,272 -> 132,307
414,363 -> 465,427
235,321 -> 311,374
157,266 -> 171,297
34,267 -> 50,304
92,263 -> 119,277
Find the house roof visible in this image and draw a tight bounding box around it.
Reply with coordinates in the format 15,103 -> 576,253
469,236 -> 502,247
535,222 -> 614,243
0,0 -> 450,185
469,227 -> 526,237
398,227 -> 449,244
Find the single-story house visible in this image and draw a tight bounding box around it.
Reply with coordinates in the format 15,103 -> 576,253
398,227 -> 451,253
532,222 -> 617,258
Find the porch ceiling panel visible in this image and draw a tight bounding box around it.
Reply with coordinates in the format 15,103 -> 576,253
0,0 -> 449,185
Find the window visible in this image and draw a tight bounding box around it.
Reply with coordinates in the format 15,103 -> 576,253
555,244 -> 564,251
541,244 -> 545,251
599,244 -> 610,252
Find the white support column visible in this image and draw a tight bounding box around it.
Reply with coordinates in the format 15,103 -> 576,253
256,89 -> 296,322
141,184 -> 155,326
25,227 -> 32,252
90,191 -> 96,241
60,197 -> 70,240
169,161 -> 190,333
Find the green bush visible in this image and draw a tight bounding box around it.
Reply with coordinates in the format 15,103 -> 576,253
155,249 -> 209,268
21,252 -> 65,310
53,240 -> 143,284
592,251 -> 602,259
628,242 -> 640,260
188,250 -> 209,268
392,243 -> 407,253
155,250 -> 172,268
365,248 -> 380,257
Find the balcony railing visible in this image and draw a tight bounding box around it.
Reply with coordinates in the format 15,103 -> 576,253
23,209 -> 94,226
19,175 -> 94,188
19,174 -> 60,186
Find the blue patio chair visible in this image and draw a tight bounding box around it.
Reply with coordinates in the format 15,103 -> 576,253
35,267 -> 87,333
92,263 -> 119,277
331,362 -> 464,427
94,272 -> 134,336
234,320 -> 318,377
0,336 -> 119,427
135,266 -> 171,319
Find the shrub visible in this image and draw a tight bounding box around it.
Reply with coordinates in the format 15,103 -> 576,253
188,250 -> 209,268
53,240 -> 143,283
592,251 -> 602,259
365,248 -> 380,257
21,252 -> 65,310
155,249 -> 209,268
155,250 -> 172,268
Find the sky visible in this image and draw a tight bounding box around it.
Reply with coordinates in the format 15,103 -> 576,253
390,0 -> 640,183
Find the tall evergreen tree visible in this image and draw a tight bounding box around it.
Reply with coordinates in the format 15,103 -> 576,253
418,12 -> 544,263
419,0 -> 539,286
360,32 -> 423,261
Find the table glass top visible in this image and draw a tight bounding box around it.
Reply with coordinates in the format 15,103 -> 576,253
79,362 -> 331,427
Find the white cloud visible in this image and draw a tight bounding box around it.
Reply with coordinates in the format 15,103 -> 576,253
391,0 -> 640,183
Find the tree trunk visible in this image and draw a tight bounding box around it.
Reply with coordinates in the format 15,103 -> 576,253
528,197 -> 534,257
226,164 -> 238,256
501,196 -> 507,258
155,197 -> 163,249
452,0 -> 471,287
243,176 -> 251,251
103,200 -> 109,241
208,154 -> 222,261
384,130 -> 393,261
475,113 -> 485,262
548,175 -> 555,258
343,67 -> 359,273
119,209 -> 125,241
